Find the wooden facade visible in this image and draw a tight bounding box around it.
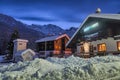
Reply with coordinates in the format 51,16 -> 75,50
36,34 -> 71,58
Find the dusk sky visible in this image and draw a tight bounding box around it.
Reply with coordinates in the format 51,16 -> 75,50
0,0 -> 120,29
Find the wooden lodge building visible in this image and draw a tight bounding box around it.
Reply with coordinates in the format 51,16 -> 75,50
35,34 -> 71,58
66,12 -> 120,57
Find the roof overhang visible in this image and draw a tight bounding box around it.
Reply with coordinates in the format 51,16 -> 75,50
35,34 -> 70,43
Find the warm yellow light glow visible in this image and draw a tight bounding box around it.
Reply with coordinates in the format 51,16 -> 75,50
117,42 -> 120,51
98,43 -> 106,51
55,45 -> 58,49
118,47 -> 120,50
83,42 -> 90,53
59,46 -> 61,49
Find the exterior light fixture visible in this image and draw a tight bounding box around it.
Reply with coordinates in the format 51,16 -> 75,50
84,27 -> 90,32
91,22 -> 99,28
84,22 -> 99,32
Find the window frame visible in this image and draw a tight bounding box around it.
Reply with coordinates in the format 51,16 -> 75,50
117,41 -> 120,51
97,43 -> 106,52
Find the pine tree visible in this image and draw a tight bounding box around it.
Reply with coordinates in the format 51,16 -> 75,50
5,29 -> 20,60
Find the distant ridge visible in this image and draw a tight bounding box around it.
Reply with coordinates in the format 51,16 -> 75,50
0,13 -> 77,53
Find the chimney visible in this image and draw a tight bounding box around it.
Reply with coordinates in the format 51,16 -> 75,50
13,39 -> 28,54
95,8 -> 101,13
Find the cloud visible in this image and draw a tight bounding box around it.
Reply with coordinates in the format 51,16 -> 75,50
1,0 -> 120,15
18,16 -> 56,22
61,15 -> 84,23
0,0 -> 120,29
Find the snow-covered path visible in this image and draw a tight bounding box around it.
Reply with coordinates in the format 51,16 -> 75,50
0,55 -> 120,80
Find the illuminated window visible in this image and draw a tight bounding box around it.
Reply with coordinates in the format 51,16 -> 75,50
98,43 -> 106,52
117,41 -> 120,51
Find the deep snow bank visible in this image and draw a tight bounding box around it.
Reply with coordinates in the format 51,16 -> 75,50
0,55 -> 120,80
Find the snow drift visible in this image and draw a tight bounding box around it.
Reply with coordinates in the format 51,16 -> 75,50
0,55 -> 120,80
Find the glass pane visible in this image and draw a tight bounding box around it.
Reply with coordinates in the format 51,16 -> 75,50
98,43 -> 106,52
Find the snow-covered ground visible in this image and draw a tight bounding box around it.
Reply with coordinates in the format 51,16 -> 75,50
0,55 -> 120,80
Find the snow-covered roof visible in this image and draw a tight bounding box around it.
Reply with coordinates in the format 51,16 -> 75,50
89,14 -> 120,20
66,13 -> 120,47
35,34 -> 69,43
15,49 -> 35,56
13,39 -> 28,43
14,49 -> 36,61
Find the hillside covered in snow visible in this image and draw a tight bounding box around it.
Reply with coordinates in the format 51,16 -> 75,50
0,55 -> 120,80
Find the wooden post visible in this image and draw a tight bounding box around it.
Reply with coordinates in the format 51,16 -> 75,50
45,41 -> 47,57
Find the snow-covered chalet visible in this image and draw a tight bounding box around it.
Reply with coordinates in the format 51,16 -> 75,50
66,12 -> 120,57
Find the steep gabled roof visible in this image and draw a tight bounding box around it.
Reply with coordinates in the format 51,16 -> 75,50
35,34 -> 69,43
89,14 -> 120,20
66,13 -> 120,48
